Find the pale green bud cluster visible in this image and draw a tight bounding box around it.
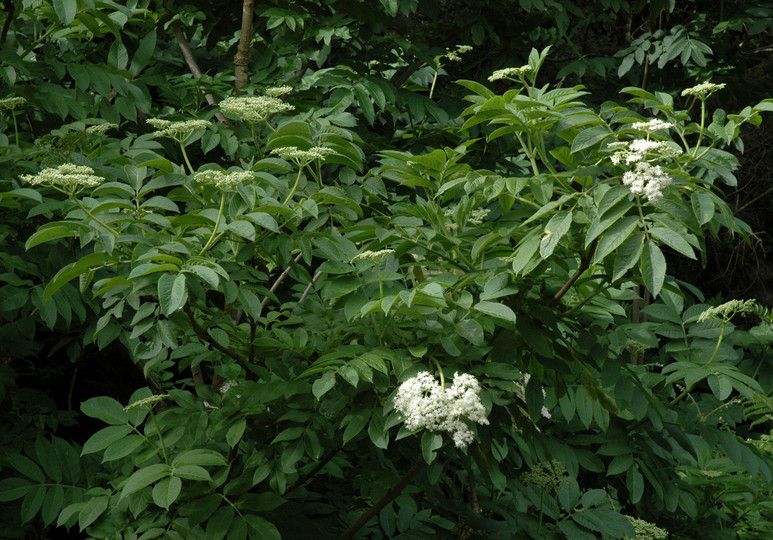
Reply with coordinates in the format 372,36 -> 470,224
681,82 -> 726,99
148,119 -> 210,141
124,394 -> 170,411
220,96 -> 295,124
351,249 -> 394,264
270,146 -> 335,164
86,123 -> 118,136
21,164 -> 105,190
467,208 -> 490,225
0,97 -> 27,110
624,516 -> 668,540
488,65 -> 532,82
266,86 -> 293,97
193,170 -> 254,191
698,298 -> 755,323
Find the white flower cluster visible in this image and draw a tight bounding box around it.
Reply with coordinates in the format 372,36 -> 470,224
193,170 -> 254,191
488,65 -> 532,82
610,140 -> 681,166
86,123 -> 118,135
681,82 -> 726,98
21,164 -> 105,190
219,95 -> 294,124
0,97 -> 26,110
622,162 -> 672,201
351,249 -> 394,264
631,119 -> 673,132
270,146 -> 335,164
148,119 -> 210,141
393,371 -> 489,448
468,208 -> 490,225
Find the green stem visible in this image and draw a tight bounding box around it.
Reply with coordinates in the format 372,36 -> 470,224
200,192 -> 226,255
72,197 -> 119,237
179,142 -> 195,175
429,70 -> 439,100
148,408 -> 168,463
283,167 -> 304,205
377,264 -> 384,301
692,99 -> 706,160
12,112 -> 19,147
670,321 -> 726,406
432,357 -> 444,388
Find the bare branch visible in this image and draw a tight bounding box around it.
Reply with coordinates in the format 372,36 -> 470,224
234,0 -> 255,94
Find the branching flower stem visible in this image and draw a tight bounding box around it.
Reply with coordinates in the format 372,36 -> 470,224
670,321 -> 726,406
200,192 -> 226,255
284,167 -> 304,205
72,197 -> 119,237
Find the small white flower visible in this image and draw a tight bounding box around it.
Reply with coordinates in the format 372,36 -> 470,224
86,123 -> 118,136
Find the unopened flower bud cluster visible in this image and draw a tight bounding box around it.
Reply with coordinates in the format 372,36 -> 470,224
148,118 -> 210,141
124,394 -> 170,411
194,170 -> 254,191
0,97 -> 27,110
86,123 -> 118,136
393,371 -> 489,448
21,164 -> 105,191
220,95 -> 294,124
351,249 -> 394,264
270,146 -> 335,165
681,82 -> 726,99
698,298 -> 755,323
488,65 -> 532,82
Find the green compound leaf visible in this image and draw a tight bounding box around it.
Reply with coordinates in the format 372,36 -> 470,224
119,464 -> 171,501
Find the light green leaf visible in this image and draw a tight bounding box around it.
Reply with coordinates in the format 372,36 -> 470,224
119,464 -> 171,501
80,396 -> 128,425
226,418 -> 247,448
474,301 -> 517,324
539,210 -> 572,258
640,242 -> 666,298
152,476 -> 182,509
81,425 -> 133,455
591,216 -> 639,264
53,0 -> 77,24
78,495 -> 108,531
172,465 -> 211,481
102,435 -> 145,462
172,449 -> 227,467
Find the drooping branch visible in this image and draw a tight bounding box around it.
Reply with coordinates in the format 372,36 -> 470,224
547,240 -> 597,307
1,0 -> 15,45
337,458 -> 426,540
184,306 -> 248,366
234,0 -> 255,94
170,20 -> 231,127
283,448 -> 341,496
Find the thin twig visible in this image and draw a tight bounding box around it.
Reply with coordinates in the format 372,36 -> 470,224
547,241 -> 596,307
284,448 -> 341,496
170,20 -> 231,127
260,252 -> 304,311
299,269 -> 323,303
337,458 -> 426,540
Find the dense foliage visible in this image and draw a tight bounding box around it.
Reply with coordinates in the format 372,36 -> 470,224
2,1 -> 773,539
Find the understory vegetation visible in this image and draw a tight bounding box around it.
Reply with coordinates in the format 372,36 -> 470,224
2,1 -> 773,538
